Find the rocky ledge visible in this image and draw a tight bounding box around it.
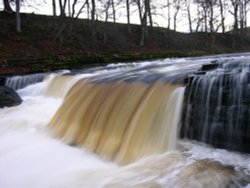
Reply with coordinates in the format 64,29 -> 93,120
0,86 -> 22,108
182,59 -> 250,153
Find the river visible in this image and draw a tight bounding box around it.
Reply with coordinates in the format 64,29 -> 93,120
1,54 -> 250,188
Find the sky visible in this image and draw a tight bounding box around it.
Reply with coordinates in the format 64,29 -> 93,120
0,0 -> 245,33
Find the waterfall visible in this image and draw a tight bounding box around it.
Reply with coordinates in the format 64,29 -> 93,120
1,54 -> 250,187
6,73 -> 48,90
48,78 -> 185,164
183,58 -> 250,152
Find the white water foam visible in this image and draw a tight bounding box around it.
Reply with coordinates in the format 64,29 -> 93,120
1,55 -> 250,187
0,82 -> 248,188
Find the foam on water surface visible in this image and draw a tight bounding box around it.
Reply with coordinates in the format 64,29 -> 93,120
1,54 -> 250,187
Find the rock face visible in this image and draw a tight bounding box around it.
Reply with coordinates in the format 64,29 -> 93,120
0,76 -> 6,86
0,86 -> 22,108
182,59 -> 250,153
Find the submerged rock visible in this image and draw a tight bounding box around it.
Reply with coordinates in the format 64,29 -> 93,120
0,86 -> 22,108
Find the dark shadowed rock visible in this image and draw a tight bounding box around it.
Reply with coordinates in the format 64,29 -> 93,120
0,86 -> 22,108
0,76 -> 6,86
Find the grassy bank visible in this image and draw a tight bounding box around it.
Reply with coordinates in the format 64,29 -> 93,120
1,11 -> 250,75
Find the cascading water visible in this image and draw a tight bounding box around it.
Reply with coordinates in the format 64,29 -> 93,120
0,54 -> 249,188
6,73 -> 48,90
48,79 -> 184,164
183,58 -> 250,153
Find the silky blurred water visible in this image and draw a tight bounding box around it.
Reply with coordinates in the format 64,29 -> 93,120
1,54 -> 250,188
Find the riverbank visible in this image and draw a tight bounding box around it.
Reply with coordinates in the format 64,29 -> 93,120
1,11 -> 250,76
0,51 -> 208,76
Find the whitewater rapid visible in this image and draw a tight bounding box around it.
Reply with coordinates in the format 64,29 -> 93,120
1,54 -> 250,188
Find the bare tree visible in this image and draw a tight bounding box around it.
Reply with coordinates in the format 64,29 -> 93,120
201,0 -> 209,32
208,0 -> 215,32
72,0 -> 78,17
135,0 -> 143,24
167,0 -> 171,29
103,0 -> 116,23
230,0 -> 239,33
172,0 -> 181,31
186,0 -> 193,32
103,0 -> 111,22
195,0 -> 217,33
72,0 -> 90,19
243,0 -> 249,28
52,0 -> 57,16
140,13 -> 147,46
218,0 -> 225,32
58,0 -> 67,17
134,0 -> 153,46
91,0 -> 95,21
111,0 -> 116,23
239,0 -> 250,33
91,0 -> 96,36
132,0 -> 146,45
3,0 -> 13,12
16,0 -> 21,33
145,0 -> 153,27
126,0 -> 131,32
193,2 -> 204,32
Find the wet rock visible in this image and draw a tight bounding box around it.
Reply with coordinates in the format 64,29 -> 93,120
182,59 -> 250,153
0,76 -> 6,86
0,86 -> 22,108
200,63 -> 219,71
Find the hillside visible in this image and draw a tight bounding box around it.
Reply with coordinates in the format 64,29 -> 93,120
1,11 -> 250,75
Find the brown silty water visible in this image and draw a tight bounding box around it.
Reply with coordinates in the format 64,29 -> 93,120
48,77 -> 184,164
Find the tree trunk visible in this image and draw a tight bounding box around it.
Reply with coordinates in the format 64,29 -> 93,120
87,0 -> 90,19
209,2 -> 214,32
59,0 -> 63,16
243,0 -> 247,28
145,0 -> 153,27
137,0 -> 147,46
232,1 -> 239,48
91,0 -> 95,22
173,8 -> 180,31
111,0 -> 116,23
137,0 -> 143,25
63,0 -> 67,15
91,0 -> 96,36
140,14 -> 147,46
167,0 -> 171,29
218,0 -> 225,33
52,0 -> 57,16
105,1 -> 110,22
186,0 -> 192,33
59,0 -> 67,17
240,0 -> 243,30
68,0 -> 71,17
16,0 -> 21,33
91,0 -> 95,21
72,0 -> 77,17
126,0 -> 131,33
204,9 -> 208,32
75,0 -> 89,18
234,4 -> 239,33
3,0 -> 13,12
